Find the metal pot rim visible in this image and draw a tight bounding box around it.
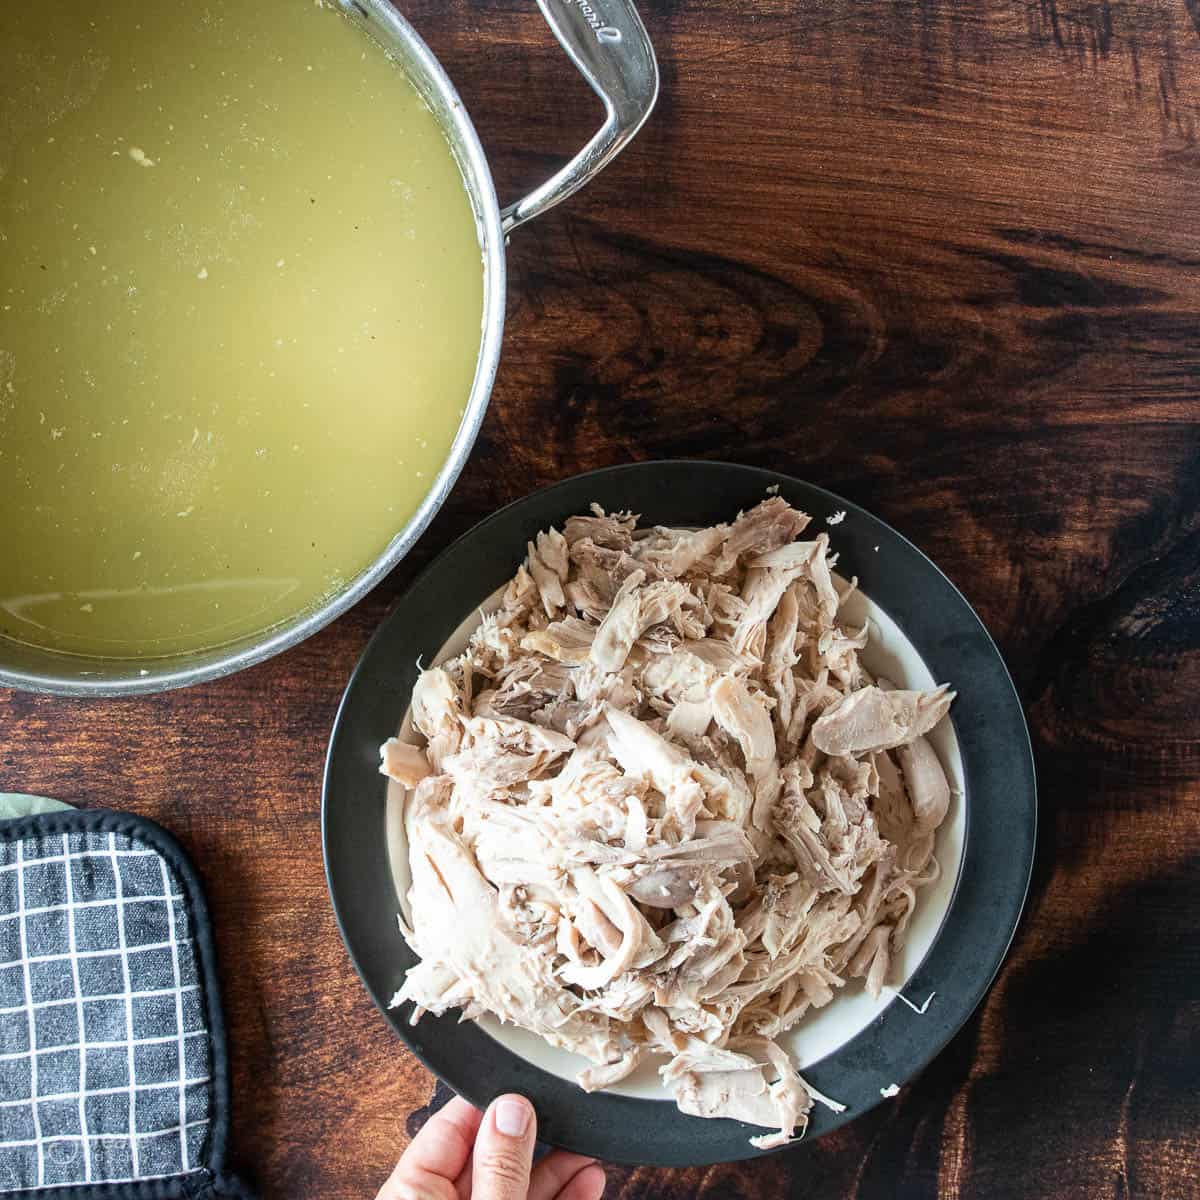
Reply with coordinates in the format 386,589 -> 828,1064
0,4 -> 506,698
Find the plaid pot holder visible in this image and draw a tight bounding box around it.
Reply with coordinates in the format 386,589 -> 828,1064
0,808 -> 250,1198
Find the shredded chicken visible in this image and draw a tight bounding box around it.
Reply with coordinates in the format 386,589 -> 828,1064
384,498 -> 955,1148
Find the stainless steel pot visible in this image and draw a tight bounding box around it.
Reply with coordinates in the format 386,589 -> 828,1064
0,0 -> 657,697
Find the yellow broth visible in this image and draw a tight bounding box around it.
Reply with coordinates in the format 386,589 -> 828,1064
0,0 -> 483,659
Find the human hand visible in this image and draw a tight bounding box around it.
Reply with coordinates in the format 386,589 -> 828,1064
376,1094 -> 607,1200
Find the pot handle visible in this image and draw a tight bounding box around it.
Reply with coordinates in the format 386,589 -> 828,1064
501,0 -> 659,235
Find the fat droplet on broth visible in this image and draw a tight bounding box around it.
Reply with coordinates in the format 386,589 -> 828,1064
0,0 -> 483,659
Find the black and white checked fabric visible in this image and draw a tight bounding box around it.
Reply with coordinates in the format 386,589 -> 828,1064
0,814 -> 230,1196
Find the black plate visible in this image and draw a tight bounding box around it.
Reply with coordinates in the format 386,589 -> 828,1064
322,461 -> 1036,1168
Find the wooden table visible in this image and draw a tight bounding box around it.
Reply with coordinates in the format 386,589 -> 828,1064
4,1 -> 1199,1195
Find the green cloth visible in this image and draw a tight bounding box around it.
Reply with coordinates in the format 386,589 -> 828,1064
0,793 -> 73,819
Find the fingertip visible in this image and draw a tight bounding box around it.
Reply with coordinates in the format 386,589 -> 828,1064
488,1092 -> 535,1139
570,1163 -> 609,1200
527,1148 -> 602,1200
398,1093 -> 483,1183
473,1095 -> 538,1199
430,1094 -> 485,1143
440,1094 -> 483,1121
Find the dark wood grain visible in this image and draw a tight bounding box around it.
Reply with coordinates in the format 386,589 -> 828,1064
3,0 -> 1199,1195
